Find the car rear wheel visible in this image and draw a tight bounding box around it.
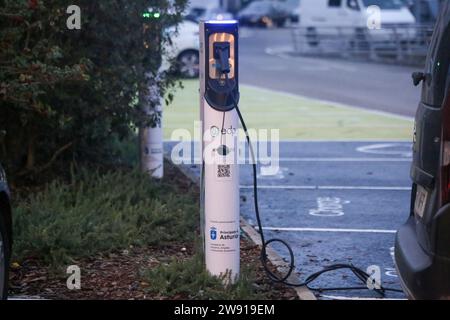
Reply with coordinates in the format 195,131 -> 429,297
275,18 -> 286,28
178,50 -> 199,79
0,211 -> 10,300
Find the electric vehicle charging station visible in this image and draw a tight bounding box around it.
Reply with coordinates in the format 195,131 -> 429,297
199,20 -> 240,282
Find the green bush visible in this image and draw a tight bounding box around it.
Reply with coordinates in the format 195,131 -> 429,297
0,0 -> 186,177
12,168 -> 198,267
143,254 -> 264,300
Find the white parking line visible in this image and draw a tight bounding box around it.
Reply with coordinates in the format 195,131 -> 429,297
165,139 -> 412,142
259,157 -> 412,162
8,296 -> 46,300
319,294 -> 406,300
278,139 -> 412,142
260,227 -> 397,234
240,185 -> 412,191
357,143 -> 413,157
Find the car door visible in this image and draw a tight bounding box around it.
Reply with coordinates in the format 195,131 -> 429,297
327,0 -> 347,25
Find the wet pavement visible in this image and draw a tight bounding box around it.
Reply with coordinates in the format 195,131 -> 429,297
166,140 -> 412,299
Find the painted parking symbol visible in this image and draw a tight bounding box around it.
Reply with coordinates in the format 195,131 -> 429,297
258,167 -> 287,180
309,197 -> 350,217
356,143 -> 412,157
385,267 -> 397,278
385,246 -> 398,278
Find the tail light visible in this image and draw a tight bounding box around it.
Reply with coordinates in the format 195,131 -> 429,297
441,141 -> 450,206
440,94 -> 450,206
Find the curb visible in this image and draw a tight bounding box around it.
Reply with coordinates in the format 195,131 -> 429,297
167,156 -> 317,300
239,217 -> 317,301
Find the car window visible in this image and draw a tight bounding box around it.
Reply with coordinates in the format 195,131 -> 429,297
428,0 -> 440,18
329,0 -> 342,7
361,0 -> 404,9
422,6 -> 450,107
273,2 -> 287,12
189,7 -> 206,18
347,0 -> 360,10
245,1 -> 270,14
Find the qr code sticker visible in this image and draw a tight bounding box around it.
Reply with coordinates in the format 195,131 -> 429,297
217,164 -> 231,179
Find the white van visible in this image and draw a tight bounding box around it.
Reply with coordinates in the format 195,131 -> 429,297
300,0 -> 417,47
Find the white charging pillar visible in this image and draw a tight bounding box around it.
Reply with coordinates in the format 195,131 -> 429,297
200,20 -> 240,282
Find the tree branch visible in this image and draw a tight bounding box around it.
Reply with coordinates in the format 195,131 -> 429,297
18,142 -> 74,176
0,12 -> 24,22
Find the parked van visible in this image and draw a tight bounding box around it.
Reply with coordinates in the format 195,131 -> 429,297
0,163 -> 12,300
395,2 -> 450,299
300,0 -> 417,47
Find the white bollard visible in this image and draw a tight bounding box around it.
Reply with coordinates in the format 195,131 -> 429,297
140,78 -> 164,179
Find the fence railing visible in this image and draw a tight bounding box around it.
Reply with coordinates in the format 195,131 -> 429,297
290,24 -> 435,65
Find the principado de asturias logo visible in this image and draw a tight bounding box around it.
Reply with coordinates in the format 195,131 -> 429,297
210,227 -> 217,240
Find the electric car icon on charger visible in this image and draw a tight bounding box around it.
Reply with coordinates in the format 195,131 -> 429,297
0,162 -> 12,300
395,2 -> 450,300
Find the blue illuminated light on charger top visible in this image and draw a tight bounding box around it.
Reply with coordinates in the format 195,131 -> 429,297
206,20 -> 238,25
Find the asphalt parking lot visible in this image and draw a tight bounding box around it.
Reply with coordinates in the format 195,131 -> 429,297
167,140 -> 412,299
239,27 -> 421,117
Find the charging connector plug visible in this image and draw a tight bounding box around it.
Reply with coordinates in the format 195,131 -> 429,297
214,42 -> 231,74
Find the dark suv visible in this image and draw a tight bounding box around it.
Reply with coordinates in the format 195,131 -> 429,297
0,163 -> 12,300
395,3 -> 450,300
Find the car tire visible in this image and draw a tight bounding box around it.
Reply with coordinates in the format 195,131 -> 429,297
276,18 -> 286,28
177,50 -> 199,79
0,209 -> 11,300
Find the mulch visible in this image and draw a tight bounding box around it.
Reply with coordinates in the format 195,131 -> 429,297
8,161 -> 298,300
9,239 -> 298,300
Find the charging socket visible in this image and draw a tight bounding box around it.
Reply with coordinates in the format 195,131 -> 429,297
202,21 -> 239,112
213,42 -> 231,74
